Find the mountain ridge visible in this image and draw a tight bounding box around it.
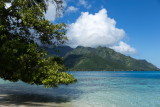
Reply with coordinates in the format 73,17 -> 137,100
46,46 -> 159,71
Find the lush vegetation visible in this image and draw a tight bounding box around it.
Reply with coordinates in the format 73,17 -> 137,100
48,46 -> 159,71
0,0 -> 76,88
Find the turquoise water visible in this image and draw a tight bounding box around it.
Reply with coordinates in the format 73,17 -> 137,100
1,71 -> 160,107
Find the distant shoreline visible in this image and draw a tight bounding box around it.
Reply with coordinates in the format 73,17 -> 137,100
67,70 -> 160,72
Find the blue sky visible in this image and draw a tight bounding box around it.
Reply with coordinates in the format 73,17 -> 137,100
50,0 -> 160,67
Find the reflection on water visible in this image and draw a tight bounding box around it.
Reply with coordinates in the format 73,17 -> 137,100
1,71 -> 160,107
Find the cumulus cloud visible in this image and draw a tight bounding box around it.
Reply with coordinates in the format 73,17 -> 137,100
66,6 -> 79,13
79,0 -> 91,9
66,9 -> 137,54
110,41 -> 137,54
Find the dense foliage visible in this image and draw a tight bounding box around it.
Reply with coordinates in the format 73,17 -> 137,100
0,0 -> 76,87
48,46 -> 159,71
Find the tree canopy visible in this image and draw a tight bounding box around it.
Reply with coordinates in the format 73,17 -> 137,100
0,0 -> 76,88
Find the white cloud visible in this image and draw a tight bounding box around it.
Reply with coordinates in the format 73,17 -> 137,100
79,0 -> 91,9
66,8 -> 137,54
44,2 -> 56,21
5,2 -> 56,21
5,3 -> 11,9
45,0 -> 66,21
110,41 -> 137,54
66,6 -> 79,13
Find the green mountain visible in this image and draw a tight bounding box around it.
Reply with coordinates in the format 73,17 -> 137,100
47,46 -> 73,57
46,46 -> 159,71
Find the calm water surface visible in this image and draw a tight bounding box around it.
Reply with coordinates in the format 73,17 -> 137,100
0,71 -> 160,107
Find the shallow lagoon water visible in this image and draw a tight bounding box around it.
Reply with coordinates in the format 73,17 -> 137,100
1,71 -> 160,107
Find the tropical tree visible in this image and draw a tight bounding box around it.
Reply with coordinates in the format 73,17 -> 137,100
0,0 -> 76,88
